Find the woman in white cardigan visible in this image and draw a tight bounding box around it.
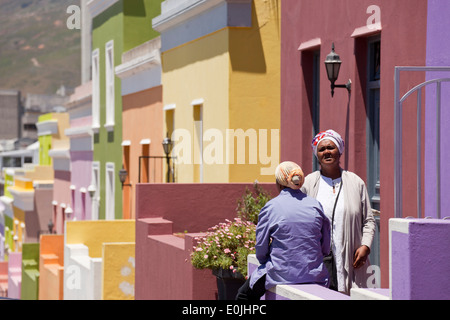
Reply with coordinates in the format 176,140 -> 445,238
301,130 -> 376,295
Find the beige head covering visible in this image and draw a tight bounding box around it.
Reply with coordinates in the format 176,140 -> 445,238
275,161 -> 305,190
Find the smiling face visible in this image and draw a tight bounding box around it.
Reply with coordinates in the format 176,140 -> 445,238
316,139 -> 341,168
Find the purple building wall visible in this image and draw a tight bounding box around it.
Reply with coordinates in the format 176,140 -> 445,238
425,0 -> 450,219
390,219 -> 450,300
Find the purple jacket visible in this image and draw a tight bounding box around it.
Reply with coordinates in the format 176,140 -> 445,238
250,188 -> 331,290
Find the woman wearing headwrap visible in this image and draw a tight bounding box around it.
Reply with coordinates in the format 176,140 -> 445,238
236,161 -> 331,300
301,130 -> 376,295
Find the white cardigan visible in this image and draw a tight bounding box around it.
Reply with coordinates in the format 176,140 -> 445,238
301,170 -> 376,294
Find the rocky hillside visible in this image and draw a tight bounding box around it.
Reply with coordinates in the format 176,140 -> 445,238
0,0 -> 81,95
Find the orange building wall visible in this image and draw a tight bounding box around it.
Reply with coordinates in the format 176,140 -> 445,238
38,235 -> 64,300
122,85 -> 163,219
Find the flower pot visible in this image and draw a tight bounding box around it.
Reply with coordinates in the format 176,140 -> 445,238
212,268 -> 246,300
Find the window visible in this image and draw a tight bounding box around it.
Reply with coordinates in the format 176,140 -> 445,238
23,124 -> 37,131
105,40 -> 115,130
366,36 -> 381,211
193,102 -> 203,183
312,50 -> 321,172
92,49 -> 100,131
91,161 -> 100,220
300,47 -> 321,171
105,162 -> 115,220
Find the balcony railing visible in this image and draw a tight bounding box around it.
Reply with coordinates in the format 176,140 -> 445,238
138,156 -> 176,183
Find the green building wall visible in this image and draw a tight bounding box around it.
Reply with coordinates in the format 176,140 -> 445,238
21,243 -> 40,300
91,0 -> 162,220
92,1 -> 124,220
38,113 -> 53,166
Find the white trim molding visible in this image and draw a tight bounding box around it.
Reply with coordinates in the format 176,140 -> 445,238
140,139 -> 151,145
8,188 -> 34,212
87,0 -> 120,19
153,0 -> 252,51
115,51 -> 161,79
65,126 -> 94,139
191,98 -> 205,106
48,148 -> 71,171
36,120 -> 58,137
153,0 -> 224,32
163,104 -> 176,111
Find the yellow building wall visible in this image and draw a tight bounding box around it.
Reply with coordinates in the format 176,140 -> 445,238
65,220 -> 135,258
23,165 -> 54,182
101,242 -> 135,300
162,29 -> 230,183
162,0 -> 280,183
12,207 -> 25,252
50,112 -> 70,150
228,0 -> 281,183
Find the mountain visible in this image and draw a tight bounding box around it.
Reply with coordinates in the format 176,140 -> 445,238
0,0 -> 81,95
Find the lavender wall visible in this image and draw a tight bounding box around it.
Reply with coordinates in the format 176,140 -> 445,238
390,219 -> 450,300
425,0 -> 450,219
70,151 -> 92,220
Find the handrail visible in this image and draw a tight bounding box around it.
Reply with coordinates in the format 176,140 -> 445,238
394,66 -> 450,219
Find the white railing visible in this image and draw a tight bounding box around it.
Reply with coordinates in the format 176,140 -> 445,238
394,66 -> 450,219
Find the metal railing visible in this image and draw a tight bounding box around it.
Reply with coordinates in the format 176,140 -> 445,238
138,156 -> 176,183
394,66 -> 450,219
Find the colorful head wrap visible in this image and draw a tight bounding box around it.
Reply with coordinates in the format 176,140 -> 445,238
311,129 -> 345,157
275,161 -> 305,190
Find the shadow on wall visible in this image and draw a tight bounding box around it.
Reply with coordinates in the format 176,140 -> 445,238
229,0 -> 266,74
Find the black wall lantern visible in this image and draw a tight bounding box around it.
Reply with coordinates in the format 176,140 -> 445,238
324,43 -> 351,97
119,166 -> 131,189
162,133 -> 173,156
162,133 -> 173,183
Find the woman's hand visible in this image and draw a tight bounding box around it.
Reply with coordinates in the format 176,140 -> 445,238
353,245 -> 370,269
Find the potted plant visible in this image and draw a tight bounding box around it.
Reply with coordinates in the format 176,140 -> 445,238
191,182 -> 272,300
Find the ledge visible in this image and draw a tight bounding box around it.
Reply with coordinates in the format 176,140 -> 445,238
115,51 -> 161,79
65,126 -> 93,138
153,0 -> 223,32
247,254 -> 350,300
351,22 -> 382,38
87,0 -> 120,19
153,0 -> 252,33
36,120 -> 58,137
48,149 -> 70,159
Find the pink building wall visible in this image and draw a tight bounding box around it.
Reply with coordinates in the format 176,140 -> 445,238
135,183 -> 279,300
7,252 -> 21,299
0,261 -> 7,297
53,171 -> 71,234
70,150 -> 92,221
28,188 -> 53,242
280,0 -> 428,288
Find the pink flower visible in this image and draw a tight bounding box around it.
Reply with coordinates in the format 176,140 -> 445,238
196,247 -> 203,252
224,248 -> 231,254
204,255 -> 208,259
229,265 -> 234,270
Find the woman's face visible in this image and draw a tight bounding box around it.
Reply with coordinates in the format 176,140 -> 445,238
317,139 -> 341,167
